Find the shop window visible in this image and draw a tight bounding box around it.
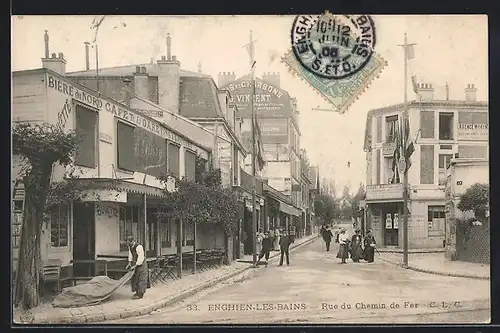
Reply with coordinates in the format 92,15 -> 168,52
184,149 -> 196,182
50,204 -> 69,248
117,121 -> 136,172
119,205 -> 140,252
439,113 -> 454,140
168,143 -> 180,178
386,115 -> 398,143
428,206 -> 445,236
438,154 -> 453,185
159,207 -> 171,248
75,105 -> 98,168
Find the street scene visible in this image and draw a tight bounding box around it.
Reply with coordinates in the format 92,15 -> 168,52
11,14 -> 489,326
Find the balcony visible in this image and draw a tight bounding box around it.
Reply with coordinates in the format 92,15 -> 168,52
366,183 -> 404,202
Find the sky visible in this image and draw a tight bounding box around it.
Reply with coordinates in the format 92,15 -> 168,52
11,15 -> 488,195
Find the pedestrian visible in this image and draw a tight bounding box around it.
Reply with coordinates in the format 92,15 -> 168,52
125,235 -> 150,299
256,229 -> 264,255
363,229 -> 377,263
350,229 -> 363,262
322,225 -> 333,252
256,231 -> 273,266
273,227 -> 281,251
268,228 -> 275,250
336,228 -> 350,264
279,231 -> 292,266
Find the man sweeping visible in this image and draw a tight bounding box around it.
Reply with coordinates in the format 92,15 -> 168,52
125,235 -> 150,299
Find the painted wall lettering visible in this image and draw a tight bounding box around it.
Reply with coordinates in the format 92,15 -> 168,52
47,74 -> 201,153
96,203 -> 119,218
57,99 -> 72,129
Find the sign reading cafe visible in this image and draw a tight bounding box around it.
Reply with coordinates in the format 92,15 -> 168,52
46,74 -> 201,154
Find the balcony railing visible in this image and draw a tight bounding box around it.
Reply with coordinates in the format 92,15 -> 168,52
382,141 -> 396,156
366,183 -> 404,201
439,132 -> 453,140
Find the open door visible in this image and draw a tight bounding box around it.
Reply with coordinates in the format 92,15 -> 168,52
73,202 -> 96,277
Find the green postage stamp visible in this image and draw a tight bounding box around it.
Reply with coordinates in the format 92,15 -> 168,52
282,12 -> 387,113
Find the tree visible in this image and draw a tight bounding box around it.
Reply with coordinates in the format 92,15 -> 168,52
159,157 -> 239,237
457,183 -> 489,224
314,194 -> 338,224
13,122 -> 77,310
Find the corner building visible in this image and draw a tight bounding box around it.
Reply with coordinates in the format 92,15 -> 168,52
363,82 -> 488,249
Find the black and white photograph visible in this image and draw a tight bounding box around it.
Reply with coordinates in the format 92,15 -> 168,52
11,14 -> 490,325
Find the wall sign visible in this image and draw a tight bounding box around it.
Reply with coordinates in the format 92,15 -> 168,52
46,74 -> 203,154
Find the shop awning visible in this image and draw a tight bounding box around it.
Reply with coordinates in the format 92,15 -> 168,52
279,202 -> 301,217
67,178 -> 166,201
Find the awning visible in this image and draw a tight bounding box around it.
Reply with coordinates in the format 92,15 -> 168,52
279,202 -> 301,217
68,178 -> 166,201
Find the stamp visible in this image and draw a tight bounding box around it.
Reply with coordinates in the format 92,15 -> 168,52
283,13 -> 387,113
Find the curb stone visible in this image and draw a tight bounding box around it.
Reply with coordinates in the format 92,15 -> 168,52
29,235 -> 319,324
378,256 -> 489,280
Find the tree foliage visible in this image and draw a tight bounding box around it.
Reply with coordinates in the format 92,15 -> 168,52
457,183 -> 489,223
13,122 -> 77,310
314,193 -> 338,224
159,156 -> 238,236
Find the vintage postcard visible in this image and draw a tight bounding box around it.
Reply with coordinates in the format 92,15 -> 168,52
11,14 -> 490,325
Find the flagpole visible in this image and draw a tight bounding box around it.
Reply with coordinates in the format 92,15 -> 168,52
402,33 -> 409,267
248,30 -> 258,267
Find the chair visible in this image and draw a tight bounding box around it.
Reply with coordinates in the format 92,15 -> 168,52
159,255 -> 179,282
42,259 -> 62,296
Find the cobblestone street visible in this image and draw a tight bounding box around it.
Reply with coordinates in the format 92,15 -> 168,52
107,238 -> 490,324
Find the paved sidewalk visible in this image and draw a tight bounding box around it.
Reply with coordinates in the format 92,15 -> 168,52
14,233 -> 318,324
379,251 -> 490,280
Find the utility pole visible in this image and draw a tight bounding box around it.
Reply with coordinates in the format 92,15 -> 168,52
398,33 -> 416,267
244,31 -> 258,267
91,16 -> 106,93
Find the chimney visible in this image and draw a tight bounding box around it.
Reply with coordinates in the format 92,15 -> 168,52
84,42 -> 90,70
415,82 -> 434,101
217,71 -> 236,88
157,34 -> 181,113
166,33 -> 172,61
465,84 -> 477,102
122,78 -> 132,106
133,66 -> 149,100
44,30 -> 49,58
42,50 -> 67,75
262,71 -> 280,88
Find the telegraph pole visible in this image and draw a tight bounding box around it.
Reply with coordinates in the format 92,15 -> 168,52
245,31 -> 258,267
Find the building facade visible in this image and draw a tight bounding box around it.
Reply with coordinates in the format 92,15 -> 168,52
363,83 -> 488,248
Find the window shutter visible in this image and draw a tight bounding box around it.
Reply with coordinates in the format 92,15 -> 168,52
75,105 -> 98,167
420,145 -> 435,184
420,111 -> 435,139
168,143 -> 180,178
184,150 -> 196,181
376,116 -> 382,143
117,121 -> 136,171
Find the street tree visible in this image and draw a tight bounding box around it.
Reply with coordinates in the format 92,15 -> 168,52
457,183 -> 490,225
13,122 -> 77,310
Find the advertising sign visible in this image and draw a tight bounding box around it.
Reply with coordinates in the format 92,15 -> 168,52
393,213 -> 399,229
258,118 -> 289,144
457,111 -> 488,141
385,213 -> 393,229
224,77 -> 292,118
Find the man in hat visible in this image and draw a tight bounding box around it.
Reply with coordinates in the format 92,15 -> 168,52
125,235 -> 150,299
279,230 -> 292,266
322,225 -> 334,252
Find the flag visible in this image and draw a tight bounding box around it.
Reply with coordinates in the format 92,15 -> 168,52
391,123 -> 401,184
253,115 -> 266,171
406,44 -> 415,60
403,116 -> 415,172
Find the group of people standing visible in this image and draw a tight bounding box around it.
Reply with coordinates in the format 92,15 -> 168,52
254,228 -> 294,267
320,225 -> 376,264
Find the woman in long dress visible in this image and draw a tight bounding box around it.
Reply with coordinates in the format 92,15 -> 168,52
363,230 -> 376,263
336,229 -> 350,264
350,229 -> 363,262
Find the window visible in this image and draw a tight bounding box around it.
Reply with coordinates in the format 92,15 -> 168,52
184,149 -> 196,181
420,145 -> 435,184
439,113 -> 454,140
75,105 -> 98,167
420,111 -> 435,139
376,116 -> 382,143
428,206 -> 445,236
386,157 -> 395,184
159,207 -> 171,248
50,204 -> 69,247
168,143 -> 180,178
438,154 -> 453,185
119,205 -> 141,252
117,121 -> 136,171
386,115 -> 398,143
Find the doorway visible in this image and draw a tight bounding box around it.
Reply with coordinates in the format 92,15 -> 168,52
72,202 -> 96,277
383,205 -> 400,246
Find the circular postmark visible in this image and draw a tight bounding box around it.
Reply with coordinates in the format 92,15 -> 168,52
291,14 -> 376,80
